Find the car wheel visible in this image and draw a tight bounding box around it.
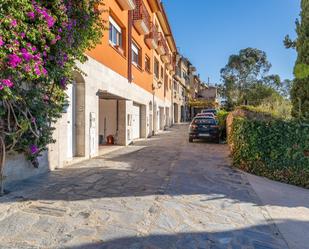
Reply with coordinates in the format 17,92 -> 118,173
189,138 -> 193,143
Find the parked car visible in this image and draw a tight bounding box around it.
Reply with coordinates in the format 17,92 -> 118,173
189,117 -> 220,143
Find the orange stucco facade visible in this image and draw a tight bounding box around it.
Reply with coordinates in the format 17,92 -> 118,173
86,0 -> 177,101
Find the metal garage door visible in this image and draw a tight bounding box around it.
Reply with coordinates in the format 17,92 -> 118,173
132,103 -> 141,140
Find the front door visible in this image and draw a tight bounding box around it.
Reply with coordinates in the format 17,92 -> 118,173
67,83 -> 76,159
132,103 -> 141,140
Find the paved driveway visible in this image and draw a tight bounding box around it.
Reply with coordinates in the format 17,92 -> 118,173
0,125 -> 290,249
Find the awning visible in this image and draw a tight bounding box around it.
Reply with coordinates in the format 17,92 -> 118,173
97,90 -> 129,100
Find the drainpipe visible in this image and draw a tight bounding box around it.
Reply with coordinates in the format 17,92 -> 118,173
171,79 -> 174,125
128,10 -> 133,83
152,88 -> 155,136
116,100 -> 119,143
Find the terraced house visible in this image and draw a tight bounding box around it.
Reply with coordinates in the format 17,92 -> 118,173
49,0 -> 178,169
4,0 -> 179,184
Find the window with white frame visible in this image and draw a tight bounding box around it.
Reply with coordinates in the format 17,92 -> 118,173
132,42 -> 140,66
109,16 -> 122,48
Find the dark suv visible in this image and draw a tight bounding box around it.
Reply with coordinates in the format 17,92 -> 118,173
189,117 -> 220,143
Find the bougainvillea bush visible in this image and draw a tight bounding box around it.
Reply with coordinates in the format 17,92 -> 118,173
0,0 -> 104,170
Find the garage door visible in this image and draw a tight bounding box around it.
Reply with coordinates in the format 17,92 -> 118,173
132,103 -> 141,140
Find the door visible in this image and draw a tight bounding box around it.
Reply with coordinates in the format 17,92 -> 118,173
132,103 -> 141,139
67,83 -> 76,159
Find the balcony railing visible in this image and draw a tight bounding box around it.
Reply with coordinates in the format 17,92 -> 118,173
133,0 -> 150,35
160,34 -> 170,63
145,23 -> 158,49
156,32 -> 166,55
174,64 -> 181,81
167,54 -> 174,71
117,0 -> 135,10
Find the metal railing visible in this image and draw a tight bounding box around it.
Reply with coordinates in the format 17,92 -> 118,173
145,22 -> 158,44
133,0 -> 150,31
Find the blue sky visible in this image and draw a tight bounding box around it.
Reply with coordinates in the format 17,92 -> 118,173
163,0 -> 300,84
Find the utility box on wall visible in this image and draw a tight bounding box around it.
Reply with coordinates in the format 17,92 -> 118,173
89,112 -> 96,156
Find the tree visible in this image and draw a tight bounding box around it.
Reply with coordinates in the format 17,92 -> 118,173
285,0 -> 309,120
220,48 -> 272,106
0,0 -> 105,195
220,48 -> 291,108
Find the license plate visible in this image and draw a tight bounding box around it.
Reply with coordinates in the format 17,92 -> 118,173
199,133 -> 210,137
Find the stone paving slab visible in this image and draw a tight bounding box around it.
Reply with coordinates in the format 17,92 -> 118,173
0,125 -> 291,249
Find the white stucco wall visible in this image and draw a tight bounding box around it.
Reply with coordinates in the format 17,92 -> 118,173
4,56 -> 174,186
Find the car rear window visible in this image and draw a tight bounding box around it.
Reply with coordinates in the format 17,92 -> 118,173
193,118 -> 216,125
202,109 -> 217,115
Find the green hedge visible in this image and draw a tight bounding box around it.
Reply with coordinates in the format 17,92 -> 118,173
217,110 -> 229,140
230,117 -> 309,188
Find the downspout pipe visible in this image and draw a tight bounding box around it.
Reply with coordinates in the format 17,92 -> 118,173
128,10 -> 133,83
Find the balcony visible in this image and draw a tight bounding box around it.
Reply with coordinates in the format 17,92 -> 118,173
145,23 -> 158,49
174,67 -> 181,81
161,54 -> 170,64
160,37 -> 170,63
167,54 -> 176,72
117,0 -> 135,10
133,0 -> 150,35
156,33 -> 166,55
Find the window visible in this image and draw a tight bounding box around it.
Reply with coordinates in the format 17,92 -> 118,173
161,66 -> 164,79
193,118 -> 217,125
182,70 -> 187,79
173,81 -> 177,91
154,58 -> 159,79
164,73 -> 168,96
109,17 -> 122,48
145,55 -> 151,73
132,42 -> 140,67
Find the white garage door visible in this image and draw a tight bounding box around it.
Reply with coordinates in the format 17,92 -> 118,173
132,103 -> 141,140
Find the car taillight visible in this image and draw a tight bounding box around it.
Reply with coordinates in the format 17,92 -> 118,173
190,124 -> 198,130
210,125 -> 219,129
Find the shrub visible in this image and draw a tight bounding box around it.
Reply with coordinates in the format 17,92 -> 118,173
229,117 -> 309,188
0,0 -> 104,164
217,110 -> 229,140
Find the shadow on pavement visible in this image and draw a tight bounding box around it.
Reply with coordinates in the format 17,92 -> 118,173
59,221 -> 308,249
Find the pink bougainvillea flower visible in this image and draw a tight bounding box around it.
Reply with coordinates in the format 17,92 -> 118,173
46,16 -> 55,28
31,117 -> 36,123
24,65 -> 31,72
8,54 -> 22,68
30,145 -> 39,154
0,85 -> 3,91
31,46 -> 37,52
20,32 -> 26,38
11,19 -> 17,27
42,67 -> 48,75
27,11 -> 35,20
21,50 -> 33,62
1,79 -> 14,88
0,36 -> 4,46
34,65 -> 41,76
51,39 -> 57,45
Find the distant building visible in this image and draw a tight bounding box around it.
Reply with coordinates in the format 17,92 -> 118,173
198,85 -> 218,103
